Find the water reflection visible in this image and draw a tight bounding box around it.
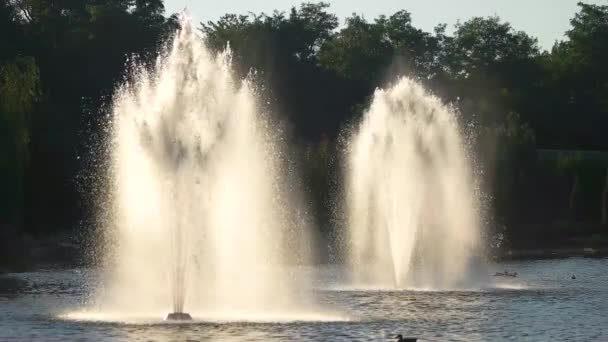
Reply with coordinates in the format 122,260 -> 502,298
2,258 -> 608,341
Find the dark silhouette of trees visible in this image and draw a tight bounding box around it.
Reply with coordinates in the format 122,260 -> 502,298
0,0 -> 176,233
1,1 -> 607,249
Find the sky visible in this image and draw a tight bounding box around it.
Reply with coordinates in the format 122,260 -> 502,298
164,0 -> 607,50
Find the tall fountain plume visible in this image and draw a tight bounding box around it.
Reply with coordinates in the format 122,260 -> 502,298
345,77 -> 482,289
90,16 -> 317,321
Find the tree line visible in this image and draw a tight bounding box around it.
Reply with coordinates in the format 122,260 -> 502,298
1,1 -> 607,249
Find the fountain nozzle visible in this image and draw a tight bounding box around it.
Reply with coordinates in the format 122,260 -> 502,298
165,312 -> 193,321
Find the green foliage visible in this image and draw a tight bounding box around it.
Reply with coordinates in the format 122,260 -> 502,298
442,17 -> 541,129
534,3 -> 608,149
445,16 -> 540,77
556,152 -> 583,174
0,55 -> 40,169
318,11 -> 442,81
318,15 -> 391,81
478,111 -> 536,224
201,3 -> 349,139
202,3 -> 338,69
0,56 -> 40,125
565,3 -> 608,111
0,1 -> 21,60
567,2 -> 608,72
0,56 -> 40,226
495,112 -> 536,163
0,0 -> 607,242
0,0 -> 176,230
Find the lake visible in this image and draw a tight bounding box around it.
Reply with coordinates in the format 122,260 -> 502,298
1,257 -> 607,341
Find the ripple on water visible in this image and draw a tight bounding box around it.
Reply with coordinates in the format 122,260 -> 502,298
2,258 -> 608,341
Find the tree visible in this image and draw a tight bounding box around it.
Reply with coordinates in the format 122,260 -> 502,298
436,16 -> 542,142
201,3 -> 353,140
377,10 -> 443,78
318,10 -> 445,82
1,0 -> 607,243
133,0 -> 165,26
319,15 -> 390,82
0,56 -> 41,227
0,1 -> 22,61
202,2 -> 338,70
480,111 -> 536,225
283,2 -> 339,62
443,16 -> 540,78
540,2 -> 608,149
0,0 -> 178,232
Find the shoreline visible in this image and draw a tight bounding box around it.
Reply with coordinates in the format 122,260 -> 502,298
494,246 -> 608,261
2,225 -> 608,274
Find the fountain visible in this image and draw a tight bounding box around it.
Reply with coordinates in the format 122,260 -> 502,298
86,16 -> 320,322
344,77 -> 483,289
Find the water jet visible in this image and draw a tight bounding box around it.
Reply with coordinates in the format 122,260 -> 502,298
88,15 -> 318,320
345,77 -> 482,289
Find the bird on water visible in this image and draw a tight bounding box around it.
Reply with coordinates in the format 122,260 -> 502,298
395,334 -> 417,342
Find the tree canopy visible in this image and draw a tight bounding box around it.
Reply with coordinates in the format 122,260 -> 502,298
1,1 -> 607,248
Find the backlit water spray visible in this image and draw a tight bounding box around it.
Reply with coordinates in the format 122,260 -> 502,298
69,16 -> 341,322
345,78 -> 483,289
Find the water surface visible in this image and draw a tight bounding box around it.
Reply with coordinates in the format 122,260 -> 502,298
1,258 -> 607,341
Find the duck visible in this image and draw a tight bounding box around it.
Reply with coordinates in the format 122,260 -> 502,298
395,334 -> 418,342
494,270 -> 518,277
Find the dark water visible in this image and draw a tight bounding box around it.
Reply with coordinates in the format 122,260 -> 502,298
1,258 -> 608,341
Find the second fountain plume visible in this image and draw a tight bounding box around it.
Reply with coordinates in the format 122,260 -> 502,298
345,77 -> 483,290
